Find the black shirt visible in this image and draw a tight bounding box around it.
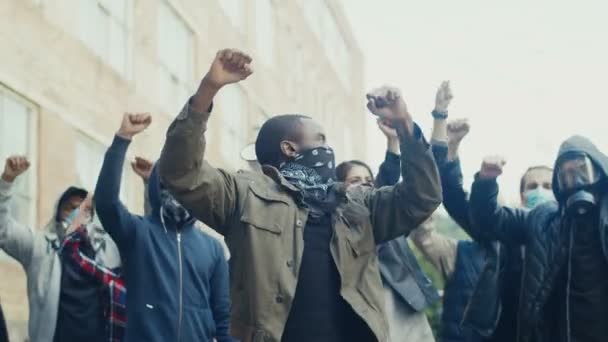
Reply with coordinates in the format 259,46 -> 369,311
53,242 -> 105,342
549,213 -> 608,342
282,214 -> 375,342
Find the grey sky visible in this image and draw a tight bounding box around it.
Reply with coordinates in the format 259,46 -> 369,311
341,0 -> 608,202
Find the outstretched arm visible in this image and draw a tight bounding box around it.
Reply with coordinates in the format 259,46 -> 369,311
363,87 -> 442,243
469,156 -> 529,245
0,156 -> 36,268
95,113 -> 151,252
159,49 -> 253,234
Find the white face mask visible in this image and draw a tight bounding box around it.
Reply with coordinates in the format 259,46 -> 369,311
524,188 -> 556,209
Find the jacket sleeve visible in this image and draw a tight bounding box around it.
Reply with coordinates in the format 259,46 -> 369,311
468,174 -> 529,245
0,179 -> 36,268
431,142 -> 481,239
409,222 -> 457,281
209,241 -> 233,342
95,135 -> 138,252
159,101 -> 239,235
361,125 -> 443,243
375,151 -> 401,187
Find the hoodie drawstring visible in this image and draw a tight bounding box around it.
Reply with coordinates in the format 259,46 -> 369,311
159,206 -> 169,234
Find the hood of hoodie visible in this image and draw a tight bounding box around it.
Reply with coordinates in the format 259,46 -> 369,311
552,135 -> 608,203
148,164 -> 163,218
147,164 -> 195,231
44,186 -> 88,244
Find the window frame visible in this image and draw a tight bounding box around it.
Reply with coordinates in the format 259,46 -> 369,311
0,84 -> 39,228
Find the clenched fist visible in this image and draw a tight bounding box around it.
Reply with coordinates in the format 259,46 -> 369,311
479,156 -> 507,180
117,113 -> 152,140
447,119 -> 470,146
2,156 -> 30,183
131,156 -> 154,181
205,49 -> 253,90
366,86 -> 413,136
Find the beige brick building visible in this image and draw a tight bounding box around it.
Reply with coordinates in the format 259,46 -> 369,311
0,0 -> 365,339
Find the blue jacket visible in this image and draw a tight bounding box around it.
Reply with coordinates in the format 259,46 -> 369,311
432,143 -> 518,342
376,151 -> 440,312
95,136 -> 233,342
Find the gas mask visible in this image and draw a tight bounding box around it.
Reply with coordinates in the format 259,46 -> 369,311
556,153 -> 601,215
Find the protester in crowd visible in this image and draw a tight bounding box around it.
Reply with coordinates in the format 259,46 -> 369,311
469,134 -> 608,342
59,194 -> 126,342
411,81 -> 554,342
0,156 -> 120,342
158,48 -> 442,342
0,299 -> 8,342
131,156 -> 230,259
94,113 -> 233,342
336,119 -> 439,342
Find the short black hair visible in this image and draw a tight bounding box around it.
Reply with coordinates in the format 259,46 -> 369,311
255,114 -> 311,168
519,165 -> 553,194
336,160 -> 374,182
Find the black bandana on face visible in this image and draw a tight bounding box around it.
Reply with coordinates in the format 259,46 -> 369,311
160,189 -> 194,229
279,147 -> 337,216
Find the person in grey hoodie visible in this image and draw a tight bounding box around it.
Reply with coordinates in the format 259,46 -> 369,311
0,156 -> 120,342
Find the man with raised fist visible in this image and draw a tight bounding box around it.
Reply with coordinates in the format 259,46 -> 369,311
470,135 -> 608,342
94,113 -> 233,342
159,49 -> 442,342
0,156 -> 119,342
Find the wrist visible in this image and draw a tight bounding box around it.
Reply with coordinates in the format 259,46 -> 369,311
431,109 -> 448,120
1,173 -> 16,183
478,171 -> 498,180
116,131 -> 134,140
387,138 -> 400,154
201,74 -> 223,93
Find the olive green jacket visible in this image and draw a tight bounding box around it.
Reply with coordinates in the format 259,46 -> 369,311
159,102 -> 442,342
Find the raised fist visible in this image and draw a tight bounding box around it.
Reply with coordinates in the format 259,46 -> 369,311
205,49 -> 253,89
377,119 -> 398,140
117,113 -> 152,140
2,156 -> 30,183
435,80 -> 453,113
131,156 -> 154,181
366,86 -> 412,129
480,155 -> 507,180
447,119 -> 470,145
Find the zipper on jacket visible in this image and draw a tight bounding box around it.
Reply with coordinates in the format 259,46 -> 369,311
177,232 -> 183,342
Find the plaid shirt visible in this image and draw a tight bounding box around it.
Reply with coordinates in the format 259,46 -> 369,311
61,225 -> 126,342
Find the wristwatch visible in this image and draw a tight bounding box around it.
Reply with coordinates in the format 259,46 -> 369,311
432,109 -> 448,120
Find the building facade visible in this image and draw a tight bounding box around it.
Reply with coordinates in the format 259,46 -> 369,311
0,0 -> 365,339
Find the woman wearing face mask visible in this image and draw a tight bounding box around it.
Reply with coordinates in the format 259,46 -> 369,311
336,119 -> 439,342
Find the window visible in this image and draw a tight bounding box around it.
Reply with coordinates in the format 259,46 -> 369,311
0,86 -> 37,227
255,0 -> 275,66
299,0 -> 351,90
220,0 -> 243,31
217,85 -> 247,169
157,0 -> 194,112
75,134 -> 131,206
79,0 -> 131,77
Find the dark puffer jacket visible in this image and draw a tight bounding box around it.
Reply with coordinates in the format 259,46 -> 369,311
469,135 -> 608,342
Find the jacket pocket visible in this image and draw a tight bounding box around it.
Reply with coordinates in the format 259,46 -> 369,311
240,183 -> 290,234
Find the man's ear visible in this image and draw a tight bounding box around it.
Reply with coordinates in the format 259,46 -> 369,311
280,140 -> 299,159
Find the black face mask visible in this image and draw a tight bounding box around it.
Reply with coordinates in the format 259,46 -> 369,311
557,154 -> 602,216
281,146 -> 337,183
